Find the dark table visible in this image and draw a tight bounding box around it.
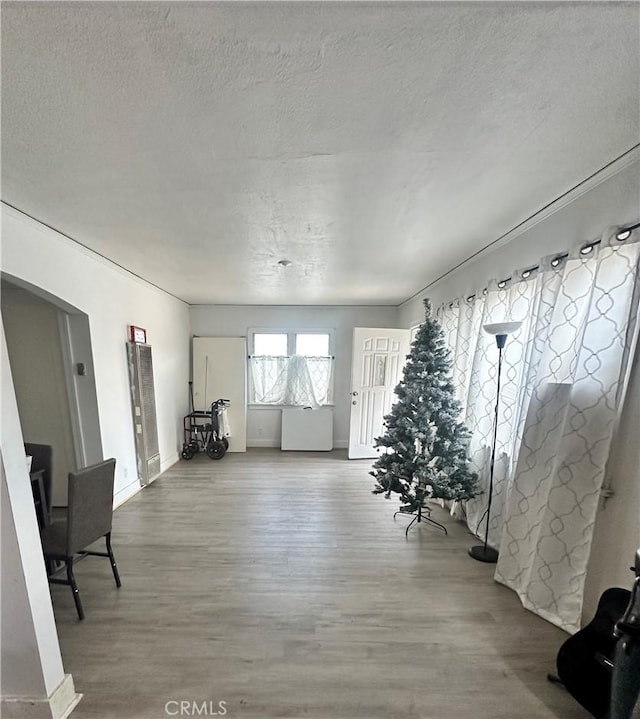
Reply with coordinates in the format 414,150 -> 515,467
30,469 -> 49,529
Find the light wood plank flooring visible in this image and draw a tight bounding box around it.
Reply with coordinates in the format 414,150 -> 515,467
52,449 -> 589,719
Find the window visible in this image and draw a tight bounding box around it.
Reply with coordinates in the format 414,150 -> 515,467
249,330 -> 334,406
254,333 -> 288,356
295,333 -> 329,357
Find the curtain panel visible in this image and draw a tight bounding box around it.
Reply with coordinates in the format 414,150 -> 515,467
250,355 -> 333,407
437,229 -> 640,632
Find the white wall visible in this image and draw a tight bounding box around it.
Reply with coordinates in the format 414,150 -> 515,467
63,312 -> 104,468
1,328 -> 79,717
2,286 -> 77,505
1,205 -> 191,505
189,305 -> 400,448
398,160 -> 640,624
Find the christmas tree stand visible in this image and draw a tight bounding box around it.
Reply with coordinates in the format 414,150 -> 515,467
394,502 -> 447,537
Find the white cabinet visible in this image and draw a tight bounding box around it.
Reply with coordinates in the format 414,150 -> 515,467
281,408 -> 333,451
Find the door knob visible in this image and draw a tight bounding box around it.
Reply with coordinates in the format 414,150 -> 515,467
351,391 -> 358,397
352,400 -> 357,405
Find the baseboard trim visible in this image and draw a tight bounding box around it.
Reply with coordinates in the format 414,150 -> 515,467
113,478 -> 141,509
160,453 -> 179,473
113,454 -> 179,508
50,676 -> 81,719
247,439 -> 280,448
247,439 -> 348,450
1,675 -> 82,719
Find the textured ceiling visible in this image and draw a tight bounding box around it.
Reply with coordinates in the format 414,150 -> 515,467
2,2 -> 638,305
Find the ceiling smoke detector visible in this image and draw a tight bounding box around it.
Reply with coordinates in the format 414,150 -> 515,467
278,259 -> 292,267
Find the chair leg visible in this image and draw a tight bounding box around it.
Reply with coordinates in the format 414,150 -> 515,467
66,558 -> 84,620
106,532 -> 121,588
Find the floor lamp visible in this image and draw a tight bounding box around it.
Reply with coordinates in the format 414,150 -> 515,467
469,320 -> 522,564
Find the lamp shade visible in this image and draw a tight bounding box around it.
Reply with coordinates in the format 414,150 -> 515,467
483,321 -> 522,336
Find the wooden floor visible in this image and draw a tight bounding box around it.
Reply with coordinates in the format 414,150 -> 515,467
53,450 -> 588,719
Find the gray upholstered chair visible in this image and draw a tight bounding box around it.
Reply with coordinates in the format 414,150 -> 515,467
41,458 -> 121,620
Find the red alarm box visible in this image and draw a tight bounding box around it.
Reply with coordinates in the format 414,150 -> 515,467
129,325 -> 147,344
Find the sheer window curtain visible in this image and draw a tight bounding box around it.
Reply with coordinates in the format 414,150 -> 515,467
250,355 -> 333,407
438,229 -> 640,632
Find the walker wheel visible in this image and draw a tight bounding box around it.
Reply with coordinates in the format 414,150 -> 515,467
181,447 -> 194,460
206,440 -> 226,460
188,440 -> 200,453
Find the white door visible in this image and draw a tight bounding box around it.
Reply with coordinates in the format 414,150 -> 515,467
348,328 -> 410,459
192,337 -> 247,452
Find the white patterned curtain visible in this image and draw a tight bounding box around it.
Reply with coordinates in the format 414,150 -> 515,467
438,229 -> 640,632
250,355 -> 333,407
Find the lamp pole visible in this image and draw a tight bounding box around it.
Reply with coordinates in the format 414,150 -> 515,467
469,334 -> 506,562
469,320 -> 521,564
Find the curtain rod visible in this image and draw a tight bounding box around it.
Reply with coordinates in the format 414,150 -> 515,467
403,146 -> 640,309
461,221 -> 640,302
248,354 -> 335,359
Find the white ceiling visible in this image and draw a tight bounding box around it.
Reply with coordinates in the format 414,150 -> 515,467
2,2 -> 638,305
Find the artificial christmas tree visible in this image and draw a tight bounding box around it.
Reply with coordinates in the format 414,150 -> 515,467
371,299 -> 477,520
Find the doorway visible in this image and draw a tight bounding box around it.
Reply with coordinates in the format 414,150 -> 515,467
1,276 -> 102,507
348,327 -> 410,459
